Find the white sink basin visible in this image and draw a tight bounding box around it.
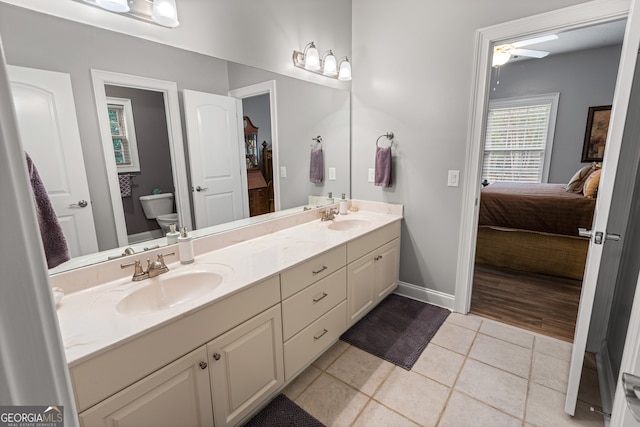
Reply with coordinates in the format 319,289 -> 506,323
327,218 -> 373,231
116,264 -> 232,315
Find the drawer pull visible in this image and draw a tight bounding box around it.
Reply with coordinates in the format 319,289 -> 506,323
312,265 -> 328,275
212,353 -> 221,361
374,255 -> 383,261
313,292 -> 328,303
199,361 -> 208,370
314,329 -> 329,341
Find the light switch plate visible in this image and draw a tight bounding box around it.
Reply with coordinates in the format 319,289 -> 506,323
280,166 -> 287,178
368,168 -> 375,183
329,167 -> 336,180
448,170 -> 460,187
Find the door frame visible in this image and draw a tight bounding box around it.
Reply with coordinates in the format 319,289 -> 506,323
228,80 -> 281,211
454,0 -> 630,314
91,69 -> 192,246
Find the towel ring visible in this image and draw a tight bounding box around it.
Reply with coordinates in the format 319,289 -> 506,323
376,132 -> 394,148
311,136 -> 323,148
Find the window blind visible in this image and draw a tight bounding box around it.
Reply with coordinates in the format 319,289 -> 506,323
483,102 -> 553,183
108,104 -> 133,166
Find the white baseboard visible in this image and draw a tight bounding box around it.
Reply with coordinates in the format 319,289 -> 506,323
395,281 -> 455,311
597,340 -> 616,424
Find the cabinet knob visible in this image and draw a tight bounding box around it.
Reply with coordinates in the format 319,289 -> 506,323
213,353 -> 221,361
199,361 -> 208,369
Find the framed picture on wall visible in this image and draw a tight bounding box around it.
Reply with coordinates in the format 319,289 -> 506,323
581,105 -> 612,162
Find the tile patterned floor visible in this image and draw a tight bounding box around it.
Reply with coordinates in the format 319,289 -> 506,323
282,312 -> 604,427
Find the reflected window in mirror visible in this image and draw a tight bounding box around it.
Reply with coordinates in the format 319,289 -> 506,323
108,97 -> 141,173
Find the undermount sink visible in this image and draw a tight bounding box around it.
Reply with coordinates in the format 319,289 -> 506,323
327,218 -> 373,231
116,264 -> 232,315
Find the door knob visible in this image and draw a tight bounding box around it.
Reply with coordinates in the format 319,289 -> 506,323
578,228 -> 621,245
195,186 -> 208,192
69,200 -> 88,208
623,372 -> 640,422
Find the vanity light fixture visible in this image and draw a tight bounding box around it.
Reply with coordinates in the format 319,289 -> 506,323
96,0 -> 130,13
78,0 -> 180,28
292,42 -> 352,81
152,0 -> 180,28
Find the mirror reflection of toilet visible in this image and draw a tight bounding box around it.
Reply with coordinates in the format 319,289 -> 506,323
139,193 -> 178,233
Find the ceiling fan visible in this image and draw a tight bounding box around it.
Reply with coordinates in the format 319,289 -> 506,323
492,34 -> 558,67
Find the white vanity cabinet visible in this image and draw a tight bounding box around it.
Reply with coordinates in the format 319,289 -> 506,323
280,245 -> 348,380
78,346 -> 214,427
207,304 -> 283,427
347,222 -> 401,327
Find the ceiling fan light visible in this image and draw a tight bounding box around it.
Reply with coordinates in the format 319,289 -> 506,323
153,0 -> 180,27
96,0 -> 129,13
338,57 -> 352,81
323,50 -> 338,76
304,42 -> 320,71
492,50 -> 511,67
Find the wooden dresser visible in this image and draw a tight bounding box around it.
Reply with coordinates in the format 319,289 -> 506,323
247,168 -> 269,216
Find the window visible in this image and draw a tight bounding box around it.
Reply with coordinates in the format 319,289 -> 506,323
482,93 -> 559,183
107,97 -> 140,173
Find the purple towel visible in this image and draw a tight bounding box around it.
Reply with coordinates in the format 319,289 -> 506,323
26,152 -> 70,269
309,147 -> 324,183
375,146 -> 392,187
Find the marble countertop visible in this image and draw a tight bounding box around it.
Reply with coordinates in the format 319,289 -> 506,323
56,205 -> 402,367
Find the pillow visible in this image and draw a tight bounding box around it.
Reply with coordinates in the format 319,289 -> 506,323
583,169 -> 601,198
566,164 -> 595,193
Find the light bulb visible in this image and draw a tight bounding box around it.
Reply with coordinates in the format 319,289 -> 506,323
304,42 -> 320,71
323,51 -> 337,76
492,50 -> 511,67
153,0 -> 180,28
338,57 -> 352,81
96,0 -> 130,13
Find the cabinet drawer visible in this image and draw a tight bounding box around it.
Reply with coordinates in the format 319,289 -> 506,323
282,267 -> 346,341
281,245 -> 346,299
347,221 -> 401,263
283,301 -> 347,380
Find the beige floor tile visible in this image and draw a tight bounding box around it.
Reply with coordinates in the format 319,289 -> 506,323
282,365 -> 322,401
326,346 -> 394,396
352,400 -> 419,427
438,391 -> 522,427
430,322 -> 477,355
526,383 -> 604,427
455,358 -> 528,419
374,366 -> 450,426
531,351 -> 570,393
412,343 -> 465,387
534,335 -> 573,361
312,340 -> 350,370
446,312 -> 483,331
295,372 -> 369,427
469,333 -> 533,378
479,319 -> 535,349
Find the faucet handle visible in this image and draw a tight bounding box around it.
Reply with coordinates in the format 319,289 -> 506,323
121,259 -> 149,281
156,252 -> 175,270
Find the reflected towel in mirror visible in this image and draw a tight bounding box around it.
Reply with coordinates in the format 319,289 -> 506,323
25,152 -> 70,268
375,146 -> 392,187
309,146 -> 324,183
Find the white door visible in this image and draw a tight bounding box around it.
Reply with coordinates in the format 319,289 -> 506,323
8,65 -> 98,258
183,90 -> 248,228
565,6 -> 640,415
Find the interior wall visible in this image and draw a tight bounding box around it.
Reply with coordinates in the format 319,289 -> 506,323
105,85 -> 173,236
489,44 -> 622,184
351,0 -> 591,298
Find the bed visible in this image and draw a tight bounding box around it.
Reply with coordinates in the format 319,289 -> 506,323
476,182 -> 596,280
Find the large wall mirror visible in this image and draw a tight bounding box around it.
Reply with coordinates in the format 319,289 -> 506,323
0,3 -> 350,274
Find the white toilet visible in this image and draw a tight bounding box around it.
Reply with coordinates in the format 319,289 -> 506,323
139,193 -> 178,233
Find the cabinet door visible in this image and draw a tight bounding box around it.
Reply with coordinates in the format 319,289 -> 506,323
375,238 -> 400,302
207,304 -> 284,427
347,252 -> 376,327
79,346 -> 213,427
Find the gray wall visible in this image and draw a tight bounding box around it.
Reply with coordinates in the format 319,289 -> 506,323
490,45 -> 621,183
105,85 -> 174,235
0,3 -> 230,250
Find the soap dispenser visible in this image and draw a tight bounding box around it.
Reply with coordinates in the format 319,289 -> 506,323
339,193 -> 349,215
178,227 -> 194,264
166,223 -> 180,245
327,192 -> 334,204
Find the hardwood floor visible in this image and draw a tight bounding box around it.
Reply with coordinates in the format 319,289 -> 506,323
470,263 -> 582,342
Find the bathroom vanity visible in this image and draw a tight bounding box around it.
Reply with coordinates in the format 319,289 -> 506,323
51,201 -> 402,426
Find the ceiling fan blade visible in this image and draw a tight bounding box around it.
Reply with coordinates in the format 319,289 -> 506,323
511,48 -> 550,58
512,34 -> 558,48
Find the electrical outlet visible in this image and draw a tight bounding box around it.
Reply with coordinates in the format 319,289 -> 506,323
368,168 -> 375,183
448,170 -> 460,187
280,166 -> 287,178
329,167 -> 336,180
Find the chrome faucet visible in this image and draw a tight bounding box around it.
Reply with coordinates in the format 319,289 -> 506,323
320,208 -> 339,221
121,252 -> 175,281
